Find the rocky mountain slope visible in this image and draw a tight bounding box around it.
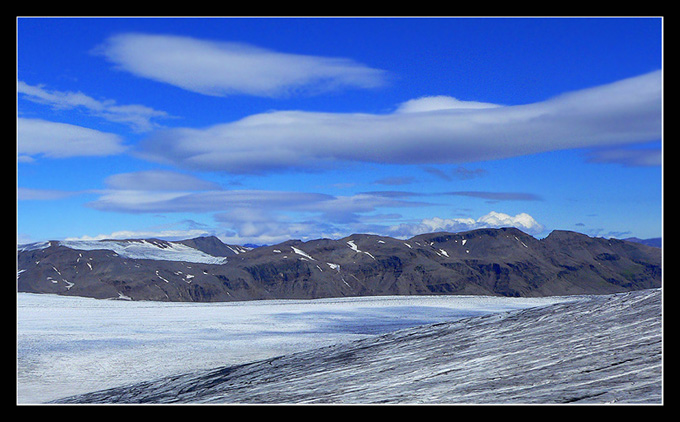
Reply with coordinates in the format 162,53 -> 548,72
17,228 -> 661,302
51,288 -> 662,404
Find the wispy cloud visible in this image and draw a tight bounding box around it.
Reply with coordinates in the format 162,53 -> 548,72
372,176 -> 416,186
17,187 -> 82,201
452,166 -> 487,180
103,170 -> 221,191
421,166 -> 488,182
585,146 -> 661,167
17,81 -> 171,132
445,191 -> 542,201
83,169 -> 425,243
422,166 -> 453,181
135,71 -> 661,174
94,33 -> 388,97
87,188 -> 333,214
82,169 -> 546,243
86,185 -> 427,224
17,118 -> 127,160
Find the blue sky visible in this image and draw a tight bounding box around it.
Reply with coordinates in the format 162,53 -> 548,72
17,17 -> 663,245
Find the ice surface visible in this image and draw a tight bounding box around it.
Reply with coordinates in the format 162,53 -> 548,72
17,292 -> 574,404
17,241 -> 51,252
58,239 -> 228,264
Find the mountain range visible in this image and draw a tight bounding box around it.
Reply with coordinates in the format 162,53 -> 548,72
17,228 -> 661,302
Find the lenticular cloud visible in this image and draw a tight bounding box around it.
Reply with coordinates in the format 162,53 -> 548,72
136,70 -> 661,174
95,33 -> 387,97
17,118 -> 127,160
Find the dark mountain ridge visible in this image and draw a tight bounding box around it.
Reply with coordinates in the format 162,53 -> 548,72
17,228 -> 661,302
624,237 -> 662,248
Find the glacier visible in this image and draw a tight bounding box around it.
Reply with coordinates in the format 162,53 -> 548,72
17,292 -> 574,404
48,289 -> 663,404
57,239 -> 228,264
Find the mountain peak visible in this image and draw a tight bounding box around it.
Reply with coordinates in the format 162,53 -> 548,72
177,235 -> 243,257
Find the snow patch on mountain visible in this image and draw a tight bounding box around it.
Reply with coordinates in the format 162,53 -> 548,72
347,240 -> 376,260
59,239 -> 228,264
291,246 -> 315,261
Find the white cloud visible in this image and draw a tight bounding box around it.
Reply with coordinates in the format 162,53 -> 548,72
396,95 -> 501,113
387,211 -> 545,238
476,211 -> 543,232
18,81 -> 170,132
86,188 -> 334,214
136,70 -> 661,174
95,33 -> 387,97
17,118 -> 127,160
